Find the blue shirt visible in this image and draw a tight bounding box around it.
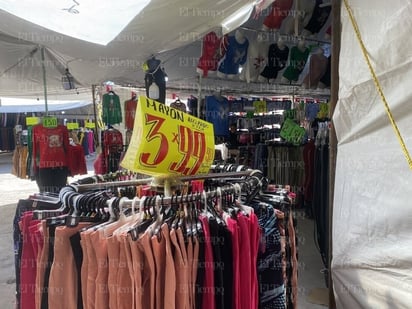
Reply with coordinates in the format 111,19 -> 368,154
205,95 -> 229,137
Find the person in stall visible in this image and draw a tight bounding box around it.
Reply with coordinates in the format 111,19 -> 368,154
225,123 -> 240,163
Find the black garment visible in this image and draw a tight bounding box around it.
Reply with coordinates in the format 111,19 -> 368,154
312,143 -> 329,269
170,101 -> 187,112
319,56 -> 331,87
208,217 -> 233,309
108,152 -> 122,173
187,97 -> 199,117
36,167 -> 69,193
219,223 -> 233,309
226,132 -> 239,149
254,143 -> 268,175
144,58 -> 166,104
260,44 -> 290,80
70,232 -> 84,309
303,140 -> 316,203
304,0 -> 331,34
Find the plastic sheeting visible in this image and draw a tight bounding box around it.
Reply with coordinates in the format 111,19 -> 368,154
332,1 -> 412,308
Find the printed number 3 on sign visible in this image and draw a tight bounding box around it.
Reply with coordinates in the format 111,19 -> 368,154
121,96 -> 215,177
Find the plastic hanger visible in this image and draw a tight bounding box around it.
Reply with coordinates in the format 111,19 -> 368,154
151,195 -> 163,237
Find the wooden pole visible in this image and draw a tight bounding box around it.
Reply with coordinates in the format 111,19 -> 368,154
328,0 -> 341,308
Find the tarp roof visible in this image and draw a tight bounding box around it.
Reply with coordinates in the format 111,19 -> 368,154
0,0 -> 267,99
0,97 -> 92,113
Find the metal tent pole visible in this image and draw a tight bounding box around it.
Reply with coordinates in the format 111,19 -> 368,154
328,0 -> 341,308
197,74 -> 202,118
40,46 -> 48,115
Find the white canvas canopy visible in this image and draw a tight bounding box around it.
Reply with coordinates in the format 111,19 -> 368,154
0,97 -> 92,114
332,1 -> 412,308
0,0 -> 268,100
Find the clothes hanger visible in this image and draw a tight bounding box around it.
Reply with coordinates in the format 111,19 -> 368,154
32,190 -> 69,220
129,195 -> 155,241
150,195 -> 164,237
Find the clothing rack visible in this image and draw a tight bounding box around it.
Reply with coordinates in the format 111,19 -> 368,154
72,164 -> 262,193
16,163 -> 298,309
62,166 -> 268,212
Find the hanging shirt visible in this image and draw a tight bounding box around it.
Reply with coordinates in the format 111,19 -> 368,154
205,95 -> 229,137
66,144 -> 87,176
263,0 -> 294,30
225,217 -> 241,309
302,52 -> 328,88
198,215 -> 216,309
282,46 -> 310,82
319,56 -> 331,87
218,35 -> 249,75
125,97 -> 138,130
305,102 -> 320,121
187,97 -> 198,117
254,204 -> 286,309
170,101 -> 187,112
304,0 -> 331,35
240,35 -> 268,83
260,43 -> 290,80
197,31 -> 222,77
32,124 -> 69,169
144,59 -> 167,104
102,92 -> 123,125
237,213 -> 252,309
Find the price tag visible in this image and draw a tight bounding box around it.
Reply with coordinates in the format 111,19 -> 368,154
85,121 -> 96,129
26,117 -> 40,126
42,117 -> 58,128
121,96 -> 215,177
66,122 -> 79,130
317,102 -> 329,119
280,118 -> 305,145
253,100 -> 267,114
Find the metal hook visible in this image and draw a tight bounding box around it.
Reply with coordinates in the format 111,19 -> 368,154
202,190 -> 208,213
131,196 -> 139,216
216,187 -> 222,212
139,196 -> 147,220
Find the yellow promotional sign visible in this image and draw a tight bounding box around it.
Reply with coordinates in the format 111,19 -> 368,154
26,117 -> 40,126
253,100 -> 267,114
121,96 -> 215,177
66,122 -> 79,130
85,121 -> 96,129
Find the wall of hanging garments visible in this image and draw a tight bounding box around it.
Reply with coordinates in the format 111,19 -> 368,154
196,0 -> 332,86
0,113 -> 20,151
94,128 -> 124,175
13,165 -> 299,309
307,119 -> 330,286
11,121 -> 88,188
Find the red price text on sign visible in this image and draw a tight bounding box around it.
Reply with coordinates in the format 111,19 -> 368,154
120,96 -> 215,176
139,113 -> 213,175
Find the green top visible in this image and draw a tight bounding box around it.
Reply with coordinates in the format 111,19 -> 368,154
282,46 -> 310,82
102,92 -> 123,125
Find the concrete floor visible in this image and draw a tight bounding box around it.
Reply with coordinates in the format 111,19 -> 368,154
0,151 -> 329,308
